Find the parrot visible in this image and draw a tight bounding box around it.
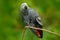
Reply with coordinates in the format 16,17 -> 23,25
20,3 -> 43,38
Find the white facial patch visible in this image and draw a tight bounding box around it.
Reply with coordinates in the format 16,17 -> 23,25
20,3 -> 28,11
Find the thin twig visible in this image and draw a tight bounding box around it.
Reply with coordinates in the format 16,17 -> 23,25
25,26 -> 60,37
21,28 -> 27,40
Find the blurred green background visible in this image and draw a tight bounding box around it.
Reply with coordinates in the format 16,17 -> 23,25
0,0 -> 60,40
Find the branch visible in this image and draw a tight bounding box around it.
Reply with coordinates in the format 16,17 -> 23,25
21,28 -> 27,40
25,26 -> 60,37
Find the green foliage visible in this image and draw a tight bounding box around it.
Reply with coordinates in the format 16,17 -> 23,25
0,0 -> 60,40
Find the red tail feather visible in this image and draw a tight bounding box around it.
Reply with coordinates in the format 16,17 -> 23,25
36,29 -> 41,37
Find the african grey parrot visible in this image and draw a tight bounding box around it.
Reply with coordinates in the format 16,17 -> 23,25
20,3 -> 43,38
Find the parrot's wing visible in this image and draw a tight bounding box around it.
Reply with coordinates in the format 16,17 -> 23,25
36,17 -> 43,25
28,8 -> 43,38
28,8 -> 43,27
35,17 -> 43,38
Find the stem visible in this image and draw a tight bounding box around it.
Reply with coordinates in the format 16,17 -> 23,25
21,28 -> 27,40
25,26 -> 60,37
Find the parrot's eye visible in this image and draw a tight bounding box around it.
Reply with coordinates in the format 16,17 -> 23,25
24,6 -> 27,10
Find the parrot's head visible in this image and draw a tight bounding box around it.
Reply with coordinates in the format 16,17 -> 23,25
20,2 -> 29,14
